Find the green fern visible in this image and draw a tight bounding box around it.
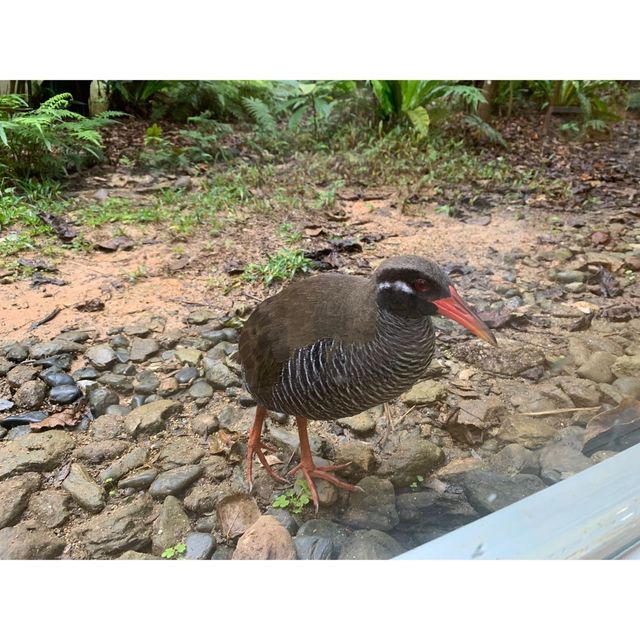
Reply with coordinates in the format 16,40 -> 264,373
242,97 -> 277,131
464,114 -> 507,147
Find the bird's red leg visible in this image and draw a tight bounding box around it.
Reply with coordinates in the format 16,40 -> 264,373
246,404 -> 287,490
289,415 -> 361,512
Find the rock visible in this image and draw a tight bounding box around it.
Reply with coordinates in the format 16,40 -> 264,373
211,545 -> 234,560
511,383 -> 573,413
118,468 -> 159,490
216,494 -> 261,538
98,373 -> 134,394
0,523 -> 65,559
175,347 -> 202,366
6,424 -> 31,440
264,507 -> 299,536
29,489 -> 71,527
98,446 -> 148,483
340,476 -> 398,530
336,411 -> 377,435
611,355 -> 640,379
232,515 -> 296,560
175,367 -> 199,385
377,436 -> 444,488
129,337 -> 159,362
333,441 -> 376,481
73,367 -> 100,381
554,270 -> 585,284
7,364 -> 39,388
131,372 -> 159,398
0,431 -> 75,479
91,414 -> 124,440
85,344 -> 118,370
189,380 -> 214,399
539,442 -> 592,485
62,463 -> 106,512
6,344 -> 29,362
453,343 -> 546,377
556,377 -> 602,407
205,362 -> 241,389
582,398 -> 640,455
216,405 -> 251,432
73,495 -> 155,558
338,530 -> 403,560
183,481 -> 218,514
158,439 -> 206,470
157,378 -> 179,397
0,472 -> 41,528
294,535 -> 333,560
119,550 -> 157,559
149,464 -> 203,498
268,424 -> 324,455
0,410 -> 47,428
462,470 -> 546,515
88,386 -> 120,417
40,369 -> 75,387
195,514 -> 217,533
396,489 -> 478,529
124,399 -> 181,436
485,443 -> 540,476
49,384 -> 82,404
296,518 -> 351,554
497,415 -> 558,448
576,351 -> 617,384
75,440 -> 129,464
185,532 -> 216,559
186,309 -> 217,325
152,495 -> 192,555
192,412 -> 219,436
30,340 -> 85,359
401,381 -> 447,405
13,380 -> 48,409
57,330 -> 92,344
0,427 -> 6,439
612,377 -> 640,399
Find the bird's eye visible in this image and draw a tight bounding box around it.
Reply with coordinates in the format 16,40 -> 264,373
413,278 -> 431,292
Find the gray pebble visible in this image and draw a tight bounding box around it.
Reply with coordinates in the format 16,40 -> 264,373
49,384 -> 82,404
185,532 -> 216,559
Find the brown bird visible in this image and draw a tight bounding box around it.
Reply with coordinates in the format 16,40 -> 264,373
238,254 -> 496,510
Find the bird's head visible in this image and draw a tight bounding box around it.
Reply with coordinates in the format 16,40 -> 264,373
374,255 -> 497,346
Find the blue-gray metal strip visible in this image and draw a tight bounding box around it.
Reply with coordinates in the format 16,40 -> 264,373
395,443 -> 640,560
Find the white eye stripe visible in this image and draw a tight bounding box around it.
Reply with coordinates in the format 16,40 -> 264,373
377,280 -> 414,294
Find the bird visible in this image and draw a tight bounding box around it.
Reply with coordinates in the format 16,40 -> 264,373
238,254 -> 497,510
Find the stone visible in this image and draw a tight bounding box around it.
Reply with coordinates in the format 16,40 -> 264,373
149,464 -> 203,498
267,424 -> 323,456
62,463 -> 105,512
0,472 -> 41,528
294,535 -> 334,560
576,351 -> 617,384
157,439 -> 206,469
333,441 -> 376,481
396,489 -> 478,529
337,411 -> 377,435
377,436 -> 445,488
49,384 -> 82,404
129,337 -> 159,362
124,399 -> 181,436
453,396 -> 507,430
497,415 -> 558,448
185,532 -> 216,559
556,377 -> 602,407
216,494 -> 261,538
98,447 -> 148,483
73,495 -> 155,558
189,380 -> 214,399
340,476 -> 398,531
264,507 -> 299,536
119,550 -> 157,559
118,468 -> 159,490
133,370 -> 160,395
57,330 -> 92,344
85,344 -> 118,370
186,309 -> 217,325
183,481 -> 218,514
0,523 -> 65,559
13,380 -> 48,409
175,347 -> 202,366
192,412 -> 219,436
157,378 -> 179,397
75,440 -> 129,464
88,386 -> 120,417
0,431 -> 75,479
338,530 -> 403,560
29,489 -> 71,527
539,442 -> 592,485
105,405 -> 130,416
401,381 -> 447,405
40,369 -> 75,387
6,424 -> 31,440
611,355 -> 640,379
485,443 -> 540,476
582,398 -> 640,455
175,367 -> 199,385
554,270 -> 585,284
232,515 -> 296,560
91,414 -> 124,440
612,377 -> 640,399
205,362 -> 241,389
30,340 -> 85,359
152,495 -> 192,555
211,545 -> 234,560
7,364 -> 39,388
6,344 -> 29,362
296,519 -> 351,554
462,470 -> 546,515
73,367 -> 100,381
98,373 -> 134,393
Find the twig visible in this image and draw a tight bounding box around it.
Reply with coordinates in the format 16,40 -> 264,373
518,406 -> 601,417
30,306 -> 61,329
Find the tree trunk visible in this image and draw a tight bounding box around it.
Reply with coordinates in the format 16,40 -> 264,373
478,80 -> 498,121
543,81 -> 562,136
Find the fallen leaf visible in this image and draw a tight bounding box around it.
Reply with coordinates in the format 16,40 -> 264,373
31,402 -> 86,432
75,298 -> 105,312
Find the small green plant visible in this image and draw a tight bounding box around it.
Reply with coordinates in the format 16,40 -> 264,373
410,475 -> 424,490
272,479 -> 312,513
243,248 -> 313,286
278,222 -> 303,244
161,542 -> 187,559
144,122 -> 163,145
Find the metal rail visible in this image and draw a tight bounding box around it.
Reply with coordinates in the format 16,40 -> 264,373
395,443 -> 640,560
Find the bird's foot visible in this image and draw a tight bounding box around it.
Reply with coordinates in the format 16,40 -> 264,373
246,432 -> 288,491
289,460 -> 362,513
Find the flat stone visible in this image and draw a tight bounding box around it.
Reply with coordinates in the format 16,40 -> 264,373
56,330 -> 92,344
377,436 -> 445,488
401,381 -> 447,406
85,344 -> 118,370
205,362 -> 241,389
539,442 -> 592,485
40,369 -> 75,387
30,340 -> 85,359
613,377 -> 640,399
175,367 -> 199,385
611,355 -> 640,379
0,472 -> 41,528
0,431 -> 75,479
183,481 -> 219,514
62,463 -> 105,512
268,424 -> 323,456
485,443 -> 540,476
338,529 -> 403,560
29,489 -> 71,527
333,441 -> 376,482
98,446 -> 148,483
497,415 -> 558,448
185,532 -> 216,559
98,373 -> 133,393
396,489 -> 478,529
337,411 -> 377,435
7,364 -> 39,388
189,380 -> 214,399
119,550 -> 157,560
175,347 -> 202,366
6,344 -> 29,362
73,367 -> 100,381
149,464 -> 204,498
455,396 -> 507,429
556,377 -> 602,407
293,535 -> 334,560
13,380 -> 48,409
462,469 -> 546,515
0,523 -> 65,559
582,398 -> 640,455
129,337 -> 159,362
157,439 -> 206,469
157,378 -> 179,397
232,515 -> 296,560
340,476 -> 399,531
118,468 -> 159,490
91,414 -> 125,440
576,351 -> 617,384
554,270 -> 585,284
133,370 -> 160,395
152,495 -> 192,555
192,412 -> 219,436
49,384 -> 82,404
124,399 -> 181,436
88,386 -> 120,417
75,440 -> 129,464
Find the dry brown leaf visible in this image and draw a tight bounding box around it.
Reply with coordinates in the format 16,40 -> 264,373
31,402 -> 86,431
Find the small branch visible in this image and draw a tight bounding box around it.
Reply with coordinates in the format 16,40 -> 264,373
518,406 -> 601,417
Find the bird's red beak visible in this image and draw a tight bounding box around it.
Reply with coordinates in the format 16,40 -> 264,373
434,285 -> 497,346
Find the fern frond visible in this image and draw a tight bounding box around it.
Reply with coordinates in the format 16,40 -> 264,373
242,97 -> 277,131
